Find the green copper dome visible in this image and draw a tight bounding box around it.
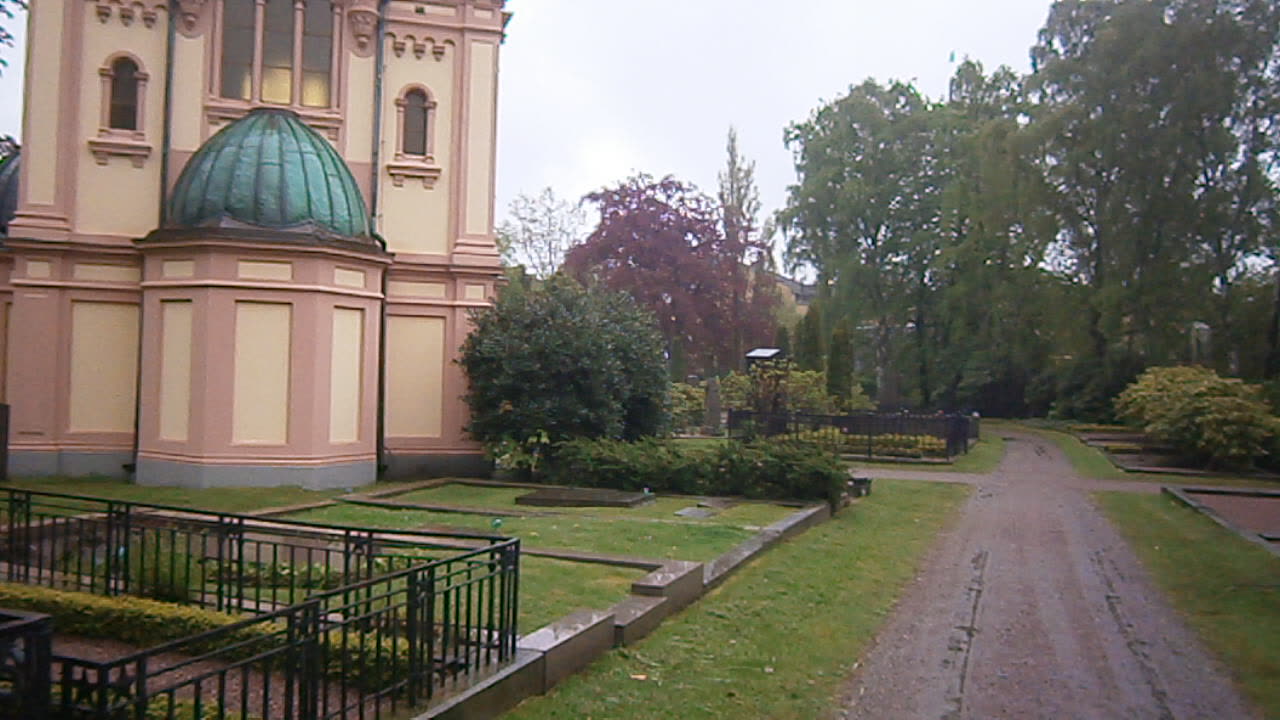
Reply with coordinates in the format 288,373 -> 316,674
168,109 -> 371,239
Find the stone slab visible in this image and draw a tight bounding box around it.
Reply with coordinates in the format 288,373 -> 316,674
418,648 -> 545,720
609,594 -> 669,646
518,608 -> 616,690
631,560 -> 704,612
674,507 -> 717,519
516,487 -> 653,508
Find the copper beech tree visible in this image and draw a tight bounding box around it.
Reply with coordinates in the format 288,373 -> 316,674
565,174 -> 778,378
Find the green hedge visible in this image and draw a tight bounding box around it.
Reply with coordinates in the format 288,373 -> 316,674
544,438 -> 847,506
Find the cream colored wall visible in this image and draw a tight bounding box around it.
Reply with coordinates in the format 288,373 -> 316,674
385,315 -> 444,438
170,33 -> 207,155
74,4 -> 166,238
232,301 -> 292,445
158,300 -> 193,442
345,54 -> 376,161
68,301 -> 139,433
329,307 -> 364,443
378,47 -> 455,255
463,41 -> 497,237
21,0 -> 65,207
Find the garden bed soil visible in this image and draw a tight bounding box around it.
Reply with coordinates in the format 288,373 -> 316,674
1184,492 -> 1280,537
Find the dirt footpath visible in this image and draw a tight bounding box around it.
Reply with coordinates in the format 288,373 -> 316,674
834,431 -> 1258,720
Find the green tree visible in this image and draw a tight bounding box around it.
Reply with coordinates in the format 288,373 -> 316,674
1028,0 -> 1280,409
459,277 -> 670,453
0,1 -> 24,73
773,323 -> 792,357
826,323 -> 854,409
717,128 -> 779,369
496,187 -> 586,279
782,79 -> 947,406
794,304 -> 824,372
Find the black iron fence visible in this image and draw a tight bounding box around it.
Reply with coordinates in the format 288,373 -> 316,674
0,489 -> 520,719
728,410 -> 979,459
0,608 -> 52,719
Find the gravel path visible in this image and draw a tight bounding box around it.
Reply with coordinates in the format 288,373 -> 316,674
834,431 -> 1259,720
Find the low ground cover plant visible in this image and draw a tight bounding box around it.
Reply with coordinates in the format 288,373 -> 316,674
782,428 -> 948,458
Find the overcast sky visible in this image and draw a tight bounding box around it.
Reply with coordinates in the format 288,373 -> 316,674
0,1 -> 1057,228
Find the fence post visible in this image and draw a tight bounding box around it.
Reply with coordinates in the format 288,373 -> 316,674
406,568 -> 422,704
297,601 -> 321,720
425,564 -> 437,700
0,403 -> 9,483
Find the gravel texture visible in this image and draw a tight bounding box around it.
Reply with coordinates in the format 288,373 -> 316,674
834,431 -> 1259,720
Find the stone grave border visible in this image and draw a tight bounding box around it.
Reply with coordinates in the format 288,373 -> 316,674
1162,485 -> 1280,558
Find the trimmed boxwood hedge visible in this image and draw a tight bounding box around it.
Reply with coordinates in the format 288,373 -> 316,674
0,583 -> 413,691
543,437 -> 847,506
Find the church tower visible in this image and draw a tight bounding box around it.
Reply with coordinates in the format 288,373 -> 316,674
0,0 -> 509,486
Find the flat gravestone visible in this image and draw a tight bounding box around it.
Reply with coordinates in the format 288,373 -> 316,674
698,498 -> 738,510
516,487 -> 653,508
674,507 -> 718,519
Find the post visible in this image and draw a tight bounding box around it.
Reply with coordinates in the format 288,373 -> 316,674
0,403 -> 9,483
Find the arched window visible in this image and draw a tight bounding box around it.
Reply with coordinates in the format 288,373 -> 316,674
388,86 -> 442,188
403,90 -> 429,156
220,0 -> 334,108
109,58 -> 140,130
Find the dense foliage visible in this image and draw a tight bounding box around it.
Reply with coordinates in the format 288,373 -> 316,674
720,360 -> 871,415
546,437 -> 848,507
460,278 -> 670,466
780,0 -> 1280,419
668,381 -> 707,434
1115,366 -> 1278,468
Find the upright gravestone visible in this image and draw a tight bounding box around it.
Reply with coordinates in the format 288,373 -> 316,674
704,377 -> 722,435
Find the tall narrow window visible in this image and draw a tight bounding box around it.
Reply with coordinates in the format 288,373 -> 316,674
301,1 -> 333,107
109,58 -> 140,130
261,0 -> 295,104
403,90 -> 428,156
220,0 -> 255,100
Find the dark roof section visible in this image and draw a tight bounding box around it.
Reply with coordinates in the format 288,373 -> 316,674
0,149 -> 19,236
167,108 -> 373,241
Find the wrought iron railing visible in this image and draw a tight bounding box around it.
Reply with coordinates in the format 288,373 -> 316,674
727,410 -> 978,459
0,608 -> 52,720
0,488 -> 520,719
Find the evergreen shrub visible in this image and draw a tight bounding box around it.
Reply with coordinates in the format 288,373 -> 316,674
545,437 -> 847,506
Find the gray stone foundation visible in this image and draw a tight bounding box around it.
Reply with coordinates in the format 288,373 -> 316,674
135,458 -> 376,490
9,450 -> 133,479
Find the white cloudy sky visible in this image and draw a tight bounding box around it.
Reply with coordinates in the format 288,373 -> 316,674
0,0 -> 1057,226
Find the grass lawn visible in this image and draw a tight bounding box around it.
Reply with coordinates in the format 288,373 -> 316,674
520,556 -> 644,631
505,478 -> 970,720
284,503 -> 756,561
392,483 -> 796,527
851,434 -> 1006,475
3,476 -> 343,513
1096,492 -> 1280,715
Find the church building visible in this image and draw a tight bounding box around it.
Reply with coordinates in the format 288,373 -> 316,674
0,0 -> 509,488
